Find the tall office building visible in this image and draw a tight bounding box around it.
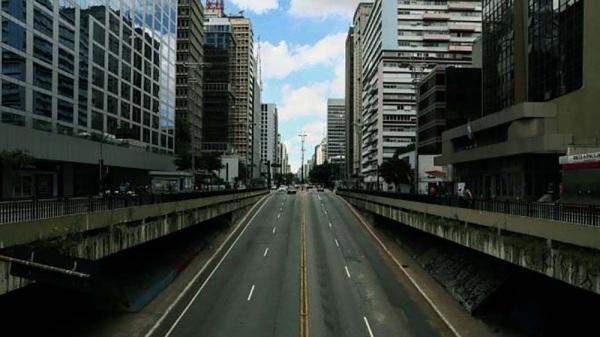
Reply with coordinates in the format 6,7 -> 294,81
0,0 -> 177,199
260,103 -> 278,176
360,0 -> 482,184
314,138 -> 327,166
275,133 -> 282,175
345,3 -> 373,180
327,99 -> 346,164
251,71 -> 262,179
439,0 -> 595,200
202,15 -> 236,152
229,15 -> 255,165
417,66 -> 481,156
279,142 -> 289,175
176,0 -> 205,168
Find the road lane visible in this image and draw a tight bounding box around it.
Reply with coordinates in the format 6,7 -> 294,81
162,190 -> 453,337
306,190 -> 367,337
307,190 -> 452,337
167,192 -> 300,337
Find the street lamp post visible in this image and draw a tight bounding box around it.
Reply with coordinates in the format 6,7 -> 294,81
298,132 -> 307,184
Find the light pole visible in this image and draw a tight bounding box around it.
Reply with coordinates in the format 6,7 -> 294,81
298,132 -> 307,184
98,133 -> 111,194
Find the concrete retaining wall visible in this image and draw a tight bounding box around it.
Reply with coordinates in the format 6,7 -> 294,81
0,191 -> 267,296
339,191 -> 600,295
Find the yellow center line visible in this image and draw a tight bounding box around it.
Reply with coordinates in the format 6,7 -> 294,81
299,191 -> 309,337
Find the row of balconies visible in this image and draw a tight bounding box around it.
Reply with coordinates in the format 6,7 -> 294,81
397,2 -> 479,12
397,44 -> 473,53
397,23 -> 481,33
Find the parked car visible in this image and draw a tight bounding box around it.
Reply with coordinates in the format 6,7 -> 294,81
317,186 -> 324,192
287,186 -> 297,194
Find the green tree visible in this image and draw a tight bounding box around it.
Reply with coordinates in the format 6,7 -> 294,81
378,155 -> 413,190
197,152 -> 224,172
309,162 -> 334,187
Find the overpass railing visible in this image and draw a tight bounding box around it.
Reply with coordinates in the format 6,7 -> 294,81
0,189 -> 266,225
339,189 -> 600,228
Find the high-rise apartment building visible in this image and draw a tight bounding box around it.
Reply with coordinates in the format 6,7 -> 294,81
438,0 -> 596,200
327,99 -> 346,164
202,16 -> 236,152
279,142 -> 289,174
360,0 -> 482,184
229,15 -> 255,165
345,3 -> 373,180
0,0 -> 177,198
176,0 -> 204,168
260,103 -> 278,175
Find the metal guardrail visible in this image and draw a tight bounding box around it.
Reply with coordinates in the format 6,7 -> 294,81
0,189 -> 266,225
339,189 -> 600,228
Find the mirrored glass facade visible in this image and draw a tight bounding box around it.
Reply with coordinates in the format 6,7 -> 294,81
482,0 -> 515,116
0,0 -> 177,154
528,0 -> 583,102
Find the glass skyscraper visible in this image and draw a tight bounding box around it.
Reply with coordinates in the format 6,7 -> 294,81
1,0 -> 177,154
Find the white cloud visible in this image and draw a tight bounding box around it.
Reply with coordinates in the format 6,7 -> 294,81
230,0 -> 279,14
261,33 -> 347,80
288,0 -> 363,19
329,61 -> 346,97
278,82 -> 329,122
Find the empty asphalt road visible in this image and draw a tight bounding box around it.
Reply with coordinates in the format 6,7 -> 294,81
164,190 -> 452,337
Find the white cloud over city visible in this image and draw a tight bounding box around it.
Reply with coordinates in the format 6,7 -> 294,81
260,33 -> 347,80
288,0 -> 362,19
229,0 -> 279,14
278,82 -> 329,121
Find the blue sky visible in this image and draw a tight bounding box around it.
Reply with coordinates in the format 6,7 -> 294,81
223,0 -> 362,172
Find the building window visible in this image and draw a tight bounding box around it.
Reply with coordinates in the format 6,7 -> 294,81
33,6 -> 53,38
57,99 -> 74,123
528,0 -> 584,102
2,0 -> 27,23
58,74 -> 74,98
2,80 -> 25,111
2,50 -> 26,81
3,19 -> 27,52
33,90 -> 53,118
482,0 -> 515,116
92,89 -> 104,110
2,111 -> 25,126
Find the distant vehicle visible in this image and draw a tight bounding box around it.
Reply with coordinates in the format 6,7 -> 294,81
271,186 -> 277,190
278,186 -> 287,193
287,186 -> 297,194
317,186 -> 324,192
307,185 -> 314,190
